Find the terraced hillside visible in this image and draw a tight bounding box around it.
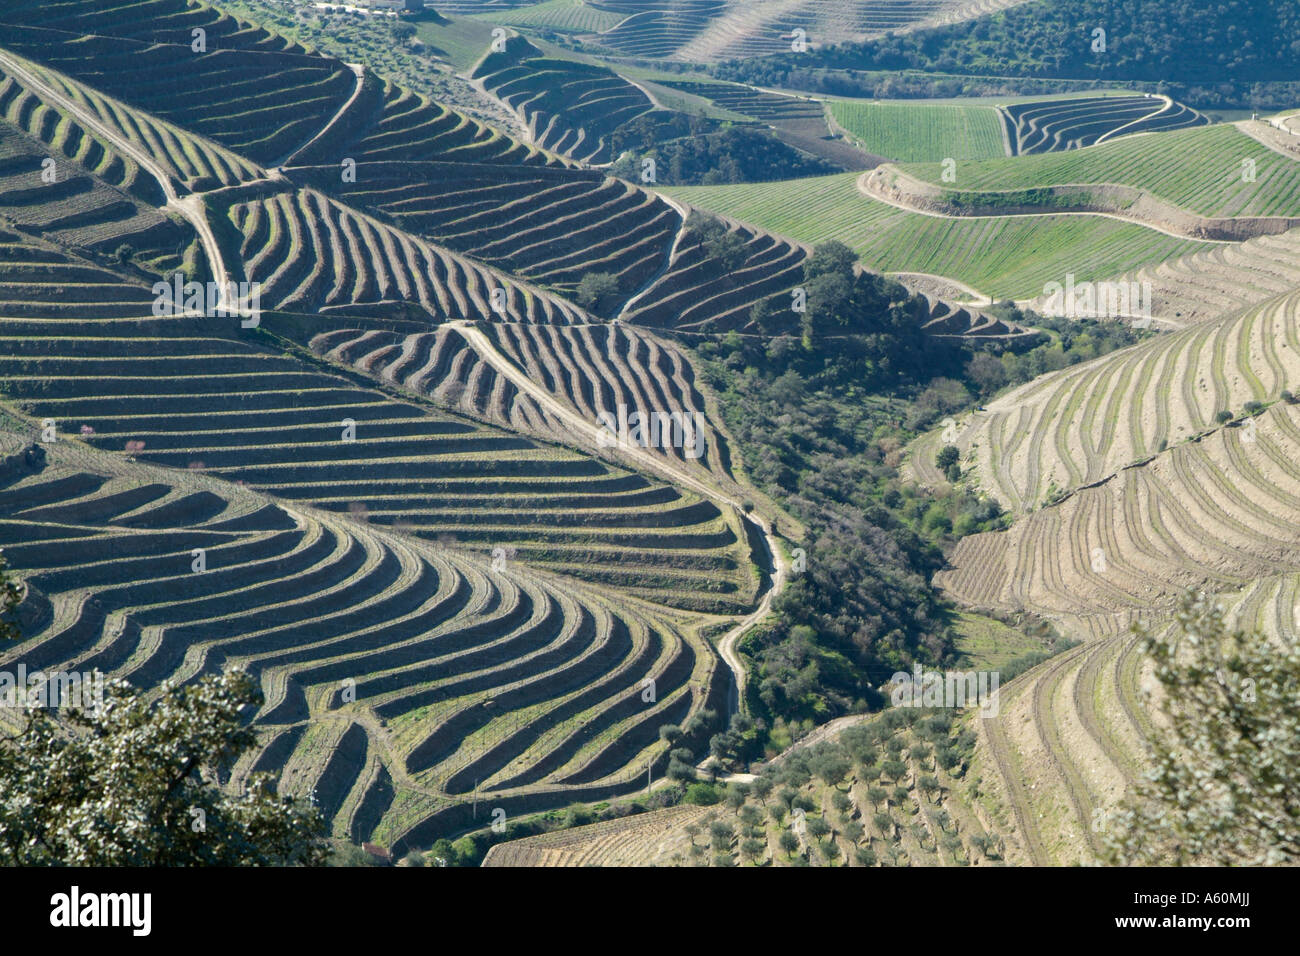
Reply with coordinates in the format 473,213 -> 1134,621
467,0 -> 630,34
0,17 -> 357,166
302,318 -> 743,484
0,309 -> 756,619
0,4 -> 774,828
583,0 -> 1034,62
485,696 -> 1023,866
624,203 -> 1030,338
937,396 -> 1300,633
928,370 -> 1300,855
471,35 -> 666,165
0,0 -> 1182,868
480,805 -> 711,865
0,226 -> 159,322
924,291 -> 1300,513
328,78 -> 554,169
966,631 -> 1146,865
659,81 -> 825,125
228,185 -> 590,323
1046,226 -> 1300,327
898,123 -> 1300,221
0,111 -> 198,278
1000,94 -> 1207,155
0,427 -> 722,849
622,214 -> 808,332
436,0 -> 541,12
0,0 -> 315,51
0,211 -> 751,845
657,79 -> 873,170
292,159 -> 681,308
584,0 -> 728,59
2,55 -> 265,194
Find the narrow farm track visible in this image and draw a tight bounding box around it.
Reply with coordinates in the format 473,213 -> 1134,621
448,319 -> 786,709
1029,643 -> 1100,859
1069,636 -> 1136,784
981,691 -> 1047,865
0,48 -> 246,313
857,168 -> 1233,243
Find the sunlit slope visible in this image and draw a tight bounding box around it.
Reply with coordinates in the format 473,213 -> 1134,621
921,291 -> 1300,512
663,173 -> 1202,300
0,428 -> 722,847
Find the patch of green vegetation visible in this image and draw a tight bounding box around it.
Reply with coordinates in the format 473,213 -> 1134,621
467,0 -> 626,35
965,305 -> 1153,397
611,120 -> 836,185
713,0 -> 1300,109
685,244 -> 1016,747
903,125 -> 1300,219
830,101 -> 1006,162
663,173 -> 1202,300
951,612 -> 1044,670
413,14 -> 499,71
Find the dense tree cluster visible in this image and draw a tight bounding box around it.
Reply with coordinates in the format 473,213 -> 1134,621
689,247 -> 1146,749
691,246 -> 1015,738
713,0 -> 1300,109
831,0 -> 1300,83
611,123 -> 836,186
964,304 -> 1149,397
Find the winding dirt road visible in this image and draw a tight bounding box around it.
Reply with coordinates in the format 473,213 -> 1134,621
0,39 -> 786,726
855,167 -> 1243,243
448,320 -> 786,715
0,48 -> 247,315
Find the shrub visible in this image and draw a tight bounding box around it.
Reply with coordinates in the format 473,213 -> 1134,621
684,782 -> 721,805
575,271 -> 620,315
1104,593 -> 1300,865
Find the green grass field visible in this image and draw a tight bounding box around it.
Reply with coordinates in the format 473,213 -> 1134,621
830,101 -> 1007,162
663,173 -> 1203,300
951,613 -> 1044,669
468,0 -> 627,34
900,124 -> 1300,219
415,16 -> 498,71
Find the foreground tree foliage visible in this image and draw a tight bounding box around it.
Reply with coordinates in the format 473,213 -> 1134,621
0,558 -> 327,866
1106,592 -> 1299,865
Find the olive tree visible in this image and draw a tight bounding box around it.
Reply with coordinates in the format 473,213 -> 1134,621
1104,592 -> 1299,866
